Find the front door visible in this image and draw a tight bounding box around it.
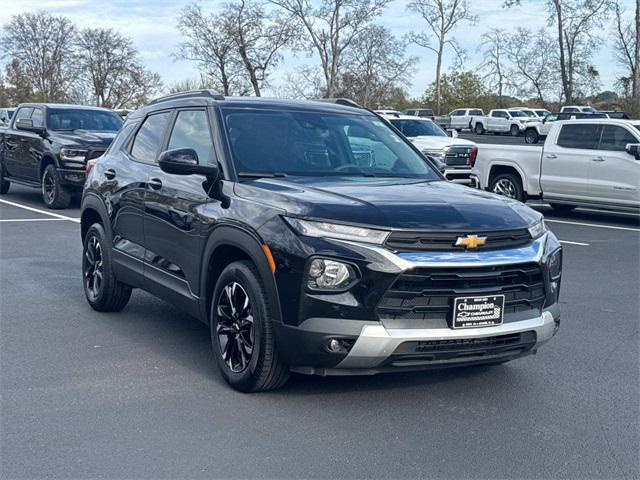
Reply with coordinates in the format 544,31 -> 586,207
4,107 -> 34,179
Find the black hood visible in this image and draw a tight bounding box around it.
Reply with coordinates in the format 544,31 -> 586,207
236,177 -> 541,231
51,130 -> 117,148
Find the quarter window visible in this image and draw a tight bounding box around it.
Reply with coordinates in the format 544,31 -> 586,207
557,124 -> 601,149
598,126 -> 637,152
167,110 -> 213,163
130,112 -> 172,163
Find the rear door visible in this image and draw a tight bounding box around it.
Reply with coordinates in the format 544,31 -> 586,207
143,108 -> 221,315
4,107 -> 33,179
21,106 -> 46,181
590,124 -> 640,206
540,122 -> 601,201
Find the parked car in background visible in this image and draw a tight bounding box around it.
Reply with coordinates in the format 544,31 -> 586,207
374,109 -> 401,116
0,103 -> 123,208
560,105 -> 598,113
80,90 -> 562,392
381,114 -> 479,187
509,107 -> 551,119
436,108 -> 485,131
402,108 -> 435,120
114,109 -> 133,119
0,108 -> 15,126
471,109 -> 530,136
600,111 -> 630,120
522,111 -> 608,144
473,119 -> 640,212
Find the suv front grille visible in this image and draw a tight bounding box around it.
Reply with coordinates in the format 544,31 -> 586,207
377,263 -> 545,321
385,228 -> 532,252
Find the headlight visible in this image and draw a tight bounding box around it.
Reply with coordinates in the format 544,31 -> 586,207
547,248 -> 562,280
60,148 -> 88,166
284,217 -> 390,245
422,149 -> 444,159
307,258 -> 358,290
528,219 -> 546,239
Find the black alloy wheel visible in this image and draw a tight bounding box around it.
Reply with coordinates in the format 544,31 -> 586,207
216,282 -> 255,373
84,234 -> 104,303
41,164 -> 71,209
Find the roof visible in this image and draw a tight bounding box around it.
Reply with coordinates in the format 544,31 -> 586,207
380,113 -> 435,122
556,118 -> 640,127
17,103 -> 114,112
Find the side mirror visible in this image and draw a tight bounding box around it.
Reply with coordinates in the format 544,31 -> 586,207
16,118 -> 45,135
451,129 -> 458,138
158,148 -> 219,178
625,143 -> 640,160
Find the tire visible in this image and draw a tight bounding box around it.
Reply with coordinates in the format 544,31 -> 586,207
490,173 -> 524,202
82,223 -> 132,312
42,164 -> 71,209
210,260 -> 289,392
549,203 -> 576,213
524,130 -> 539,144
474,123 -> 484,135
0,165 -> 9,194
510,124 -> 520,136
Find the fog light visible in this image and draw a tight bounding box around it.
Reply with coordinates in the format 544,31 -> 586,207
326,338 -> 353,353
307,258 -> 357,290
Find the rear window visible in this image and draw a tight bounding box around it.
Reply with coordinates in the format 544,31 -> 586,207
130,112 -> 172,163
557,124 -> 601,149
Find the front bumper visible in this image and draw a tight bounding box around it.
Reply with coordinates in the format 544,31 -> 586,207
58,168 -> 86,188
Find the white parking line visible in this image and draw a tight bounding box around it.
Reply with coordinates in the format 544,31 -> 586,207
545,219 -> 639,232
0,199 -> 80,223
0,218 -> 68,223
559,240 -> 589,246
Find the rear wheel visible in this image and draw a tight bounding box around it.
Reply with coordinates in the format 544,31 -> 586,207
524,129 -> 539,144
42,164 -> 71,209
549,203 -> 576,213
475,123 -> 484,135
83,223 -> 132,312
510,124 -> 520,136
490,173 -> 524,202
211,260 -> 289,392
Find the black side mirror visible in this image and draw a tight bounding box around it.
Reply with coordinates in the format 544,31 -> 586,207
158,148 -> 219,178
16,118 -> 45,135
625,143 -> 640,160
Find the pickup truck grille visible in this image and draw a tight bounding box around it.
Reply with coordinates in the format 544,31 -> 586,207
443,145 -> 472,166
385,228 -> 532,252
377,263 -> 545,321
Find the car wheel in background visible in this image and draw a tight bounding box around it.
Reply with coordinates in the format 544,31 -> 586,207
524,130 -> 539,144
0,166 -> 10,194
211,260 -> 289,392
41,164 -> 71,209
475,123 -> 484,134
82,223 -> 132,311
510,124 -> 520,136
549,203 -> 576,213
490,173 -> 524,202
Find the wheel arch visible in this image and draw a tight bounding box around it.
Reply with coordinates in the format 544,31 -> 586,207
39,154 -> 58,177
200,225 -> 282,326
80,193 -> 112,242
488,163 -> 527,196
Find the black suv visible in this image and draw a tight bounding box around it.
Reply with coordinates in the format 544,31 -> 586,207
81,90 -> 562,392
0,103 -> 123,208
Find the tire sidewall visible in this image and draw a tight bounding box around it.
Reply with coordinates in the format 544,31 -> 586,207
525,130 -> 538,144
510,125 -> 519,136
210,262 -> 266,389
491,174 -> 524,202
82,223 -> 113,307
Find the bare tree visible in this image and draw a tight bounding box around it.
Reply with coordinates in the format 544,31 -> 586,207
611,0 -> 637,101
337,25 -> 417,107
504,28 -> 559,106
505,0 -> 611,103
225,0 -> 298,96
478,28 -> 509,107
0,12 -> 76,102
636,0 -> 640,103
74,28 -> 161,108
407,0 -> 476,114
276,65 -> 327,98
269,0 -> 392,97
176,3 -> 247,95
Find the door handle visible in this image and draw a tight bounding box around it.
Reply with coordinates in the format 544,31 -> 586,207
104,168 -> 116,180
592,156 -> 605,162
148,178 -> 163,190
546,154 -> 557,159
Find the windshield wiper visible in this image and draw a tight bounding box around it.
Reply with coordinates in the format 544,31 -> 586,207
237,172 -> 288,180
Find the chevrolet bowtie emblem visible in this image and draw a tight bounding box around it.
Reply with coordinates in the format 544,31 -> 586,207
455,234 -> 487,249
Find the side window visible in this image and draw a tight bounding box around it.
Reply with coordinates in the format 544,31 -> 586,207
167,110 -> 214,164
107,121 -> 138,155
598,126 -> 638,152
31,108 -> 44,128
130,112 -> 172,163
14,107 -> 34,122
557,124 -> 601,149
491,111 -> 500,118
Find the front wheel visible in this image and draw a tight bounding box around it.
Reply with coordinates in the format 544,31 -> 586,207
42,164 -> 71,209
549,203 -> 576,213
475,123 -> 484,135
490,173 -> 524,202
83,223 -> 132,311
524,130 -> 539,144
510,124 -> 520,136
211,261 -> 289,392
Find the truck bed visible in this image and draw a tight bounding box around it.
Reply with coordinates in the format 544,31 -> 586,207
473,144 -> 544,195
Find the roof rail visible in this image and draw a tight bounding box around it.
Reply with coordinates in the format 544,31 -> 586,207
314,98 -> 363,109
148,89 -> 225,105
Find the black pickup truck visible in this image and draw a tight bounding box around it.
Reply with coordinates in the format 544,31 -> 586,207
0,103 -> 123,208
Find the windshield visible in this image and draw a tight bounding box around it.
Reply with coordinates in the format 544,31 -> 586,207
47,108 -> 123,132
582,107 -> 597,113
536,110 -> 550,117
510,111 -> 528,117
389,119 -> 447,137
222,109 -> 440,180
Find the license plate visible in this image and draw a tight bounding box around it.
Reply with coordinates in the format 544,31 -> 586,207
452,295 -> 505,329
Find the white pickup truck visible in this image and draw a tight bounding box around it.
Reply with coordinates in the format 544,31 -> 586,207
471,109 -> 531,136
473,119 -> 640,213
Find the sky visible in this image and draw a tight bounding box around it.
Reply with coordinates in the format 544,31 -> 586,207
0,0 -> 635,98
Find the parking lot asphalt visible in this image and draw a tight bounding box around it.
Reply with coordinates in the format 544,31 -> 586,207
1,184 -> 639,479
